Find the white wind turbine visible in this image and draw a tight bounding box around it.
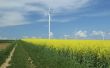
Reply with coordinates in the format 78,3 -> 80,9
43,8 -> 53,39
101,32 -> 105,40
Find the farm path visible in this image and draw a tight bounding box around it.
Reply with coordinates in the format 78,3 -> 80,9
0,44 -> 17,68
28,56 -> 37,68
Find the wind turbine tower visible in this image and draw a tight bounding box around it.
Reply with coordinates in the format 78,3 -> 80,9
101,32 -> 105,40
48,8 -> 51,39
102,33 -> 105,40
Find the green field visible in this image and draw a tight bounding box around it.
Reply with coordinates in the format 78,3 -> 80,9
1,39 -> 110,68
0,40 -> 15,66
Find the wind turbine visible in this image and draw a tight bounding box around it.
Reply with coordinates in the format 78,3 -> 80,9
101,32 -> 105,40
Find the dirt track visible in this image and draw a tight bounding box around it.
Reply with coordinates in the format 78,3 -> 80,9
0,44 -> 17,68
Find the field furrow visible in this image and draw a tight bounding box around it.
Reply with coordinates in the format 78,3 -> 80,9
1,39 -> 110,68
8,42 -> 36,68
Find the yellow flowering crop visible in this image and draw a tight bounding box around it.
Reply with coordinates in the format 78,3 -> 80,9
22,38 -> 110,58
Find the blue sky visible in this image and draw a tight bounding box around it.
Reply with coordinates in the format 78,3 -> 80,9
0,0 -> 110,39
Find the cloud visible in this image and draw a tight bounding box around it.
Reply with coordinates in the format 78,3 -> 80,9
37,18 -> 71,23
0,0 -> 91,27
0,11 -> 29,27
81,11 -> 110,17
49,32 -> 53,36
64,35 -> 70,39
50,32 -> 54,38
91,31 -> 105,36
35,0 -> 90,11
0,36 -> 8,40
91,31 -> 106,40
0,0 -> 90,12
36,17 -> 77,23
74,30 -> 88,38
108,33 -> 110,35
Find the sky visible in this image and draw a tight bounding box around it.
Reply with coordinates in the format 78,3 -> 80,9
0,0 -> 110,39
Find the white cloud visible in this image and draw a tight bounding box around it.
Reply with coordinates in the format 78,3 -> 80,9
91,31 -> 106,40
49,32 -> 54,38
108,33 -> 110,35
37,19 -> 47,22
81,11 -> 110,17
0,0 -> 90,11
35,0 -> 90,10
37,18 -> 68,23
50,32 -> 54,36
0,0 -> 90,27
0,11 -> 29,27
0,36 -> 8,40
64,35 -> 70,39
74,30 -> 88,38
36,17 -> 77,23
91,31 -> 105,36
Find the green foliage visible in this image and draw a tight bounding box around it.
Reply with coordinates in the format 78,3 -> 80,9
0,40 -> 16,43
8,41 -> 35,68
8,40 -> 110,68
0,43 -> 14,66
18,41 -> 87,68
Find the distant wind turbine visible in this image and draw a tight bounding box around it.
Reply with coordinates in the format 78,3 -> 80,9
101,33 -> 105,40
101,32 -> 105,40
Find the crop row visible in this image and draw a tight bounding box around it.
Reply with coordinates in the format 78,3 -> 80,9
7,39 -> 110,68
8,41 -> 36,68
22,39 -> 110,68
20,41 -> 88,68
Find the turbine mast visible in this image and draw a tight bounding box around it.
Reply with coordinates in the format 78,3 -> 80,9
48,8 -> 51,39
101,32 -> 105,40
102,34 -> 105,40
